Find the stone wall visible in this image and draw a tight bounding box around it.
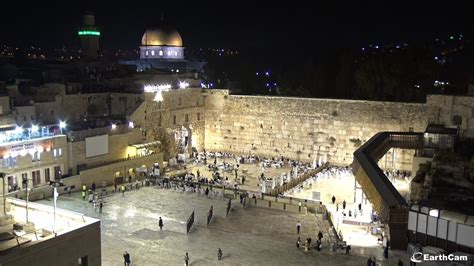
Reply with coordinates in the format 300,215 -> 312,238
203,91 -> 438,170
67,129 -> 144,175
130,88 -> 205,159
427,95 -> 474,138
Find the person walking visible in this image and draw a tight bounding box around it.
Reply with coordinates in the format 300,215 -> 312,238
342,200 -> 346,210
159,217 -> 164,230
67,186 -> 71,196
184,252 -> 189,266
91,182 -> 96,192
332,195 -> 336,204
383,239 -> 390,259
318,231 -> 323,241
121,185 -> 125,195
296,236 -> 301,249
296,220 -> 301,234
99,201 -> 103,213
123,251 -> 131,266
217,248 -> 223,260
371,257 -> 376,266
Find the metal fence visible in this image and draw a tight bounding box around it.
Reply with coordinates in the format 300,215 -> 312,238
186,211 -> 195,234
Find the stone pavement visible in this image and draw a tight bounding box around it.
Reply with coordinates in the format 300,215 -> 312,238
37,186 -> 410,265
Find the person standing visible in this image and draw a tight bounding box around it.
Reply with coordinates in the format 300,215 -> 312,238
318,231 -> 323,241
296,236 -> 301,249
121,185 -> 125,195
296,221 -> 301,234
242,176 -> 245,185
91,182 -> 96,192
367,257 -> 373,266
159,217 -> 164,230
217,248 -> 223,260
99,201 -> 103,213
184,252 -> 189,266
342,200 -> 346,210
67,186 -> 71,196
332,195 -> 336,204
123,251 -> 131,266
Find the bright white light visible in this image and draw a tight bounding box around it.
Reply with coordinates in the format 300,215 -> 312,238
59,121 -> 66,129
154,91 -> 164,102
111,124 -> 117,129
128,121 -> 134,128
429,209 -> 439,217
31,125 -> 39,133
179,81 -> 189,89
14,126 -> 23,134
144,84 -> 172,93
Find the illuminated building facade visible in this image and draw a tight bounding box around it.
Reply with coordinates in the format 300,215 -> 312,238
120,25 -> 206,72
0,124 -> 67,193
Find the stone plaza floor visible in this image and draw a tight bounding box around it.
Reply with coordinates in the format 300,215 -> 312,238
36,186 -> 411,265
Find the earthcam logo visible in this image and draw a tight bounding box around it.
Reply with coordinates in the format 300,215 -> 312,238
411,251 -> 468,263
411,252 -> 423,263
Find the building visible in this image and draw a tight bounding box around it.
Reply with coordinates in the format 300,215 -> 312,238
78,12 -> 100,58
120,24 -> 206,72
0,198 -> 101,266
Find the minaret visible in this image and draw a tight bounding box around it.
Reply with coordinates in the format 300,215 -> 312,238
78,12 -> 100,58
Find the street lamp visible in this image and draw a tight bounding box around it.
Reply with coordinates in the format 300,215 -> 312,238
59,121 -> 66,134
49,180 -> 64,227
0,172 -> 6,216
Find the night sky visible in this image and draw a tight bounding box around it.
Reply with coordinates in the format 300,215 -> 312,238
0,1 -> 473,53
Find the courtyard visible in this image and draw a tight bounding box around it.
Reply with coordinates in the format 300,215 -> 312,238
37,185 -> 410,265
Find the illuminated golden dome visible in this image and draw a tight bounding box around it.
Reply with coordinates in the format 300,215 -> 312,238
141,28 -> 183,47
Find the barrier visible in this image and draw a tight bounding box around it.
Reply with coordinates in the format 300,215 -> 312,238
186,211 -> 195,234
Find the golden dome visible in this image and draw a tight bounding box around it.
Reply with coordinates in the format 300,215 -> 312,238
141,28 -> 183,47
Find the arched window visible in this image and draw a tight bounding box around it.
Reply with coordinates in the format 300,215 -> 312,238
159,50 -> 163,56
145,51 -> 149,56
151,50 -> 155,56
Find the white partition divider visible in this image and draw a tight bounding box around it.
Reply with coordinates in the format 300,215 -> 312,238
408,208 -> 474,248
437,219 -> 448,240
427,216 -> 437,236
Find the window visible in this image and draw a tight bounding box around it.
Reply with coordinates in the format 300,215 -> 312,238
159,50 -> 163,56
145,51 -> 149,56
53,148 -> 63,158
50,110 -> 54,115
23,116 -> 26,121
168,51 -> 171,56
4,157 -> 17,167
45,168 -> 51,183
33,151 -> 41,162
158,115 -> 162,127
21,173 -> 27,189
174,51 -> 178,56
178,98 -> 181,106
185,114 -> 189,123
173,115 -> 176,125
54,166 -> 61,180
197,112 -> 201,121
78,256 -> 88,266
31,115 -> 35,120
151,50 -> 155,56
32,170 -> 41,187
452,115 -> 462,125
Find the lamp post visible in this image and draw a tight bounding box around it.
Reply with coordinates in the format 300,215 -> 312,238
0,173 -> 6,216
50,180 -> 64,227
59,121 -> 66,135
22,176 -> 30,223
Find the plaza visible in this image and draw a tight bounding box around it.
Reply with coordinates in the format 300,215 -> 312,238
36,185 -> 410,265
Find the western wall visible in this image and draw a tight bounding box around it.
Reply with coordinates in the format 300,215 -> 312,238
202,90 -> 439,171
